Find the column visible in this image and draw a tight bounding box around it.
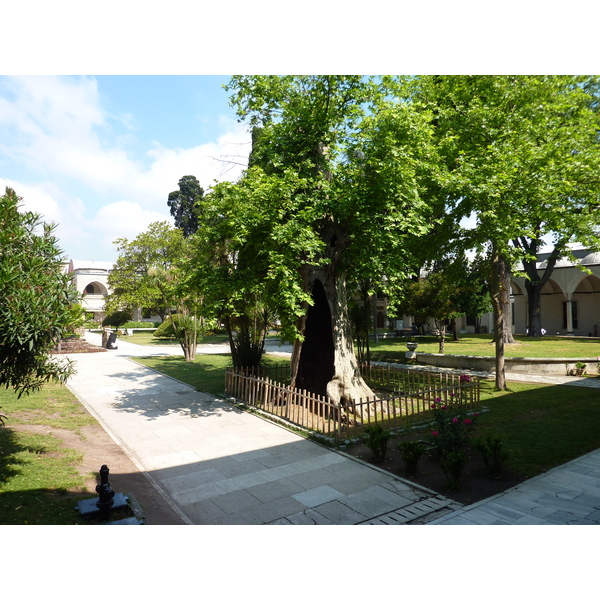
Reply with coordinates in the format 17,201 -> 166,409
566,295 -> 574,336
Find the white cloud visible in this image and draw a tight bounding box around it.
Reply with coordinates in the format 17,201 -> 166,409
91,200 -> 171,256
0,75 -> 252,261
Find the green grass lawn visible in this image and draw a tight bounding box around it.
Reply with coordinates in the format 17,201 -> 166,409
133,351 -> 600,481
123,331 -> 230,347
475,379 -> 600,477
0,384 -> 97,525
370,333 -> 600,362
133,354 -> 290,396
3,337 -> 599,524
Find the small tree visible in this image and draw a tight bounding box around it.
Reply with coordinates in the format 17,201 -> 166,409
102,311 -> 132,329
400,271 -> 463,354
0,187 -> 76,396
106,222 -> 186,322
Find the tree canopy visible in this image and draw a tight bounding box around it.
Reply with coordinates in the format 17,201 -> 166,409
0,187 -> 77,396
187,76 -> 437,408
409,75 -> 600,387
167,175 -> 204,238
106,221 -> 186,322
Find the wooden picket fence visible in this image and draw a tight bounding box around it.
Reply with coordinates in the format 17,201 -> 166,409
224,364 -> 481,440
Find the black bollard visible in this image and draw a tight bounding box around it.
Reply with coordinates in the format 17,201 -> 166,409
95,464 -> 115,519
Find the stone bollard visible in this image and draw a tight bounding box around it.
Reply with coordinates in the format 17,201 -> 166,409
95,464 -> 115,519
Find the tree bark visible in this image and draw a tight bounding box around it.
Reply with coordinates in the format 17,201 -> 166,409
490,244 -> 508,390
519,240 -> 560,337
290,225 -> 376,419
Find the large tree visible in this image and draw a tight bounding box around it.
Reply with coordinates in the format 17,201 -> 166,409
106,221 -> 186,322
412,75 -> 600,389
0,187 -> 77,396
198,76 -> 436,414
167,175 -> 204,238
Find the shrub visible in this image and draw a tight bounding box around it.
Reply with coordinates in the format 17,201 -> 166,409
122,321 -> 156,329
102,311 -> 132,328
440,450 -> 467,491
364,424 -> 391,462
429,396 -> 478,454
397,440 -> 426,477
153,315 -> 181,338
472,435 -> 510,478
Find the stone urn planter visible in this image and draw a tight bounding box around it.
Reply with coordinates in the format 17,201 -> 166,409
406,341 -> 419,352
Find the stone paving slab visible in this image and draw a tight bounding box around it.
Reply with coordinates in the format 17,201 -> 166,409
68,333 -> 600,526
66,343 -> 455,525
429,447 -> 600,525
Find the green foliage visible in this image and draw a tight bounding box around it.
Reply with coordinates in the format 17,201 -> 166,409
439,450 -> 467,491
168,175 -> 204,238
186,76 -> 438,373
106,221 -> 186,321
397,440 -> 426,477
429,384 -> 478,454
472,435 -> 510,478
153,315 -> 181,338
102,310 -> 132,328
0,187 -> 76,397
121,321 -> 156,329
363,424 -> 391,462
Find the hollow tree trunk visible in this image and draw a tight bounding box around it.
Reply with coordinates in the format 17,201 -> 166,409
291,269 -> 376,411
290,225 -> 376,419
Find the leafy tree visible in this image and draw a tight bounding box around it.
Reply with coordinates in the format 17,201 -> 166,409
102,311 -> 132,329
188,170 -> 292,369
411,75 -> 600,388
196,75 -> 436,413
167,175 -> 204,238
106,222 -> 186,322
400,270 -> 464,354
146,266 -> 210,362
0,187 -> 77,396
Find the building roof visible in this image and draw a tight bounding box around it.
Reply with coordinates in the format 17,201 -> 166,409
68,259 -> 114,273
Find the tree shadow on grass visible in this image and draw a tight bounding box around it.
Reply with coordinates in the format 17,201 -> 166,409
0,427 -> 28,485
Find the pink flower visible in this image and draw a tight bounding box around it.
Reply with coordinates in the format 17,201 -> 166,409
441,405 -> 448,410
452,417 -> 459,424
459,375 -> 471,384
464,418 -> 472,425
431,431 -> 439,436
434,398 -> 442,404
473,413 -> 479,417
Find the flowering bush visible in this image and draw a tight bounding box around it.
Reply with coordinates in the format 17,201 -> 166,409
429,396 -> 478,454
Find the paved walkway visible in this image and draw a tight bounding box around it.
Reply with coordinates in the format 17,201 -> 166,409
65,333 -> 600,525
66,334 -> 461,524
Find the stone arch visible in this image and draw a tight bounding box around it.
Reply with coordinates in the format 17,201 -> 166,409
574,274 -> 600,294
84,281 -> 108,295
572,274 -> 600,336
540,278 -> 566,297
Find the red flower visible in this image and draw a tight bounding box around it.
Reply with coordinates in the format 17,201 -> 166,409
464,418 -> 472,425
431,431 -> 439,436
